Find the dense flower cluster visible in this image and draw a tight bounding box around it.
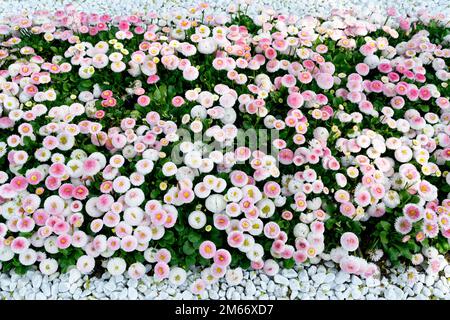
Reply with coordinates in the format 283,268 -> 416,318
0,2 -> 449,293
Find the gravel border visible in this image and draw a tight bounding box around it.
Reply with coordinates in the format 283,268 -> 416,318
1,262 -> 449,300
0,0 -> 449,300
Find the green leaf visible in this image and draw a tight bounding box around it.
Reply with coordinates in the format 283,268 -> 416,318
150,189 -> 160,198
419,105 -> 429,112
283,259 -> 295,269
168,85 -> 176,98
325,203 -> 336,215
182,242 -> 195,255
153,88 -> 162,101
159,84 -> 167,98
185,255 -> 196,267
380,231 -> 389,245
83,144 -> 97,153
188,232 -> 201,244
240,259 -> 251,270
396,245 -> 412,260
387,247 -> 400,264
79,80 -> 92,89
379,221 -> 391,231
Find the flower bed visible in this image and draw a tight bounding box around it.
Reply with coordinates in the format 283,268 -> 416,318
0,2 -> 449,296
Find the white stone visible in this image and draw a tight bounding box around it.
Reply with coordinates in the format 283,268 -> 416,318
245,282 -> 256,296
104,281 -> 116,292
351,275 -> 363,286
41,282 -> 51,297
128,287 -> 138,299
422,287 -> 431,297
209,291 -> 219,300
69,269 -> 81,284
366,277 -> 380,287
444,265 -> 450,278
119,288 -> 128,299
274,275 -> 289,286
32,274 -> 42,289
282,269 -> 298,279
307,266 -> 317,276
312,273 -> 326,285
351,288 -> 362,299
335,271 -> 350,284
127,279 -> 138,288
267,281 -> 275,293
324,273 -> 335,283
385,288 -> 399,300
181,291 -> 193,300
36,292 -> 47,300
289,279 -> 301,291
425,276 -> 435,287
261,281 -> 267,291
413,282 -> 424,295
260,275 -> 269,283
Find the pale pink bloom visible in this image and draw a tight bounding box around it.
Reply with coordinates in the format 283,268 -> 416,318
287,92 -> 304,108
227,231 -> 244,248
107,236 -> 121,251
230,170 -> 248,187
154,262 -> 170,281
155,248 -> 171,263
72,185 -> 89,200
52,220 -> 69,235
355,63 -> 369,75
387,7 -> 397,16
103,212 -> 120,228
315,73 -> 334,90
199,240 -> 216,259
83,158 -> 99,176
214,249 -> 231,267
171,96 -> 185,107
191,279 -> 206,294
263,181 -> 281,198
251,260 -> 264,270
311,221 -> 325,234
26,170 -> 43,185
150,210 -> 167,226
137,95 -> 150,106
403,204 -> 423,222
340,256 -> 361,274
11,236 -> 29,253
210,263 -> 227,278
395,217 -> 412,235
340,201 -> 356,218
56,234 -> 72,249
272,240 -> 285,254
293,251 -> 308,264
128,262 -> 146,280
183,66 -> 199,81
263,259 -> 279,276
263,222 -> 280,239
213,214 -> 230,230
58,183 -> 74,199
90,219 -> 104,233
281,246 -> 294,259
17,217 -> 35,232
115,221 -> 132,238
340,232 -> 359,252
121,235 -> 138,252
10,176 -> 28,191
